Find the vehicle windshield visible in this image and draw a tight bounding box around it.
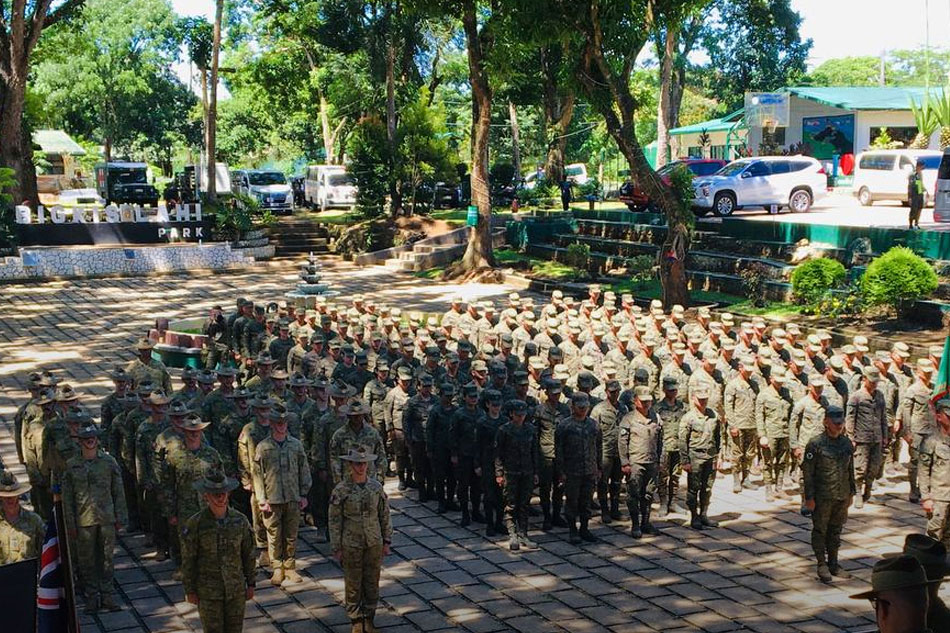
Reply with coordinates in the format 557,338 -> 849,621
716,161 -> 750,177
249,172 -> 286,185
328,173 -> 353,186
920,156 -> 942,170
115,170 -> 147,184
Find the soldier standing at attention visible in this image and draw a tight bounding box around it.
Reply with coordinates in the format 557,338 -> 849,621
451,383 -> 484,526
556,392 -> 602,544
0,470 -> 46,565
384,366 -> 414,490
918,398 -> 950,545
756,367 -> 793,501
494,399 -> 537,551
426,383 -> 459,513
901,360 -> 938,504
22,388 -> 56,520
655,376 -> 686,517
724,359 -> 759,493
329,400 -> 387,485
126,338 -> 172,393
477,389 -> 507,538
679,385 -> 721,530
846,365 -> 889,509
590,379 -> 627,524
619,386 -> 662,538
254,411 -> 312,586
62,423 -> 128,613
181,469 -> 256,633
537,378 -> 569,531
802,406 -> 855,583
237,395 -> 274,565
330,448 -> 393,633
403,374 -> 436,501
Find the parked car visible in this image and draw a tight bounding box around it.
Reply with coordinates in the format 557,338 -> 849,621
232,169 -> 294,214
94,162 -> 159,207
619,159 -> 728,211
415,181 -> 461,210
304,165 -> 357,211
852,149 -> 941,207
933,148 -> 950,222
522,163 -> 589,189
692,156 -> 829,217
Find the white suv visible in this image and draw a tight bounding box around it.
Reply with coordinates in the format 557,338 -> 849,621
692,156 -> 829,217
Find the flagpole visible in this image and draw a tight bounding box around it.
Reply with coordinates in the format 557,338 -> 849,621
52,490 -> 80,633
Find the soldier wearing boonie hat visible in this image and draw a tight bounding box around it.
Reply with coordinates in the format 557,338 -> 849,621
0,469 -> 44,565
384,365 -> 414,492
901,533 -> 950,630
918,398 -> 950,548
905,356 -> 939,504
801,405 -> 855,583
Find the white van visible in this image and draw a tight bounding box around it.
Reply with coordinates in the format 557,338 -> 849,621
304,165 -> 357,211
852,150 -> 940,207
933,148 -> 950,222
522,163 -> 589,189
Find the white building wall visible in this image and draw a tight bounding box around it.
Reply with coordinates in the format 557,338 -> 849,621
853,110 -> 925,151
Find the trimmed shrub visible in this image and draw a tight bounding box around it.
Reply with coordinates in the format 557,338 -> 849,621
862,246 -> 938,316
566,243 -> 591,271
791,258 -> 847,305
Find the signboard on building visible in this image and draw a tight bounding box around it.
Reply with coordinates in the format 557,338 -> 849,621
802,115 -> 855,160
13,203 -> 212,246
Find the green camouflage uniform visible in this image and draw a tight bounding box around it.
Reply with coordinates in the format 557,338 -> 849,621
125,357 -> 172,393
494,420 -> 537,538
164,444 -> 222,532
312,409 -> 347,527
329,423 -> 387,485
0,508 -> 46,564
723,375 -> 759,484
181,507 -> 256,633
755,384 -> 793,488
237,420 -> 270,548
918,429 -> 950,545
329,478 -> 393,625
902,380 -> 937,500
802,431 -> 855,570
21,409 -> 54,519
654,397 -> 687,513
61,450 -> 128,604
618,409 -> 663,531
555,416 -> 602,526
253,435 -> 311,570
134,417 -> 169,549
678,406 -> 721,520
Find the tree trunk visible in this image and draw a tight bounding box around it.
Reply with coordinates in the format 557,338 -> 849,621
447,0 -> 495,277
508,101 -> 521,184
386,39 -> 402,216
655,27 -> 677,169
540,46 -> 575,184
206,0 -> 224,201
200,65 -> 209,161
0,63 -> 37,206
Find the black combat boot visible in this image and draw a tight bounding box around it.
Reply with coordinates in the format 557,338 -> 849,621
630,510 -> 642,539
568,520 -> 580,544
816,553 -> 833,583
689,510 -> 703,530
579,520 -> 597,542
600,499 -> 612,524
641,507 -> 658,535
551,501 -> 568,528
541,504 -> 552,532
486,506 -> 496,537
610,494 -> 622,521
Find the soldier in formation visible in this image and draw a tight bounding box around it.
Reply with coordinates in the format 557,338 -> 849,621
0,470 -> 45,565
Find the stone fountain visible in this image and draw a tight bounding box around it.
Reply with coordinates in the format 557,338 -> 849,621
285,251 -> 338,308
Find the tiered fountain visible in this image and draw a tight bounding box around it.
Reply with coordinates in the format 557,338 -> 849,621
285,251 -> 338,309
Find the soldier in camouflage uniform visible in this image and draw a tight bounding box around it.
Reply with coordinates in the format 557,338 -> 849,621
125,338 -> 172,393
253,411 -> 311,585
619,387 -> 663,538
451,383 -> 483,526
556,392 -> 602,544
14,372 -> 46,464
329,448 -> 393,633
756,367 -> 793,501
590,379 -> 627,523
0,471 -> 45,565
21,388 -> 56,520
477,389 -> 507,537
244,351 -> 276,394
312,381 -> 354,536
134,391 -> 169,558
329,400 -> 387,485
655,376 -> 686,517
918,398 -> 950,546
384,366 -> 414,490
426,384 -> 459,513
182,469 -> 256,633
901,360 -> 938,503
724,359 -> 760,493
62,423 -> 128,613
495,399 -> 537,551
802,406 -> 855,583
404,374 -> 436,501
99,367 -> 130,441
846,364 -> 889,509
237,395 -> 274,564
679,385 -> 721,530
537,378 -> 568,531
791,374 -> 831,505
162,415 -> 222,576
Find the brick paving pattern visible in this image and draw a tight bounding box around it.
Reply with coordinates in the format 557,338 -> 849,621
0,259 -> 939,632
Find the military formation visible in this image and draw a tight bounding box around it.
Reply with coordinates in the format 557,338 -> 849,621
5,282 -> 950,629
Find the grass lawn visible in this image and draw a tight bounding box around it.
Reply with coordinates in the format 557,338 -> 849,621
727,300 -> 807,317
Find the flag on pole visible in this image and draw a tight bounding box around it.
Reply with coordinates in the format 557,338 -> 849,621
931,335 -> 950,403
37,516 -> 68,633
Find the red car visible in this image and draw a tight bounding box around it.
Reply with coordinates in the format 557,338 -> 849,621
619,159 -> 728,211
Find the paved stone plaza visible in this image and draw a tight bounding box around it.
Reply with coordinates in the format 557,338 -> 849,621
0,259 -> 939,633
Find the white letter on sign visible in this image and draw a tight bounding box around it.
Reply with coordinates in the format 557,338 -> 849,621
15,205 -> 30,224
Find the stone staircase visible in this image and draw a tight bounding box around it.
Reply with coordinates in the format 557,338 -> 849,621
269,217 -> 331,258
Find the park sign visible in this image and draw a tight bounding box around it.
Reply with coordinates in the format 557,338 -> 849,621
13,203 -> 211,246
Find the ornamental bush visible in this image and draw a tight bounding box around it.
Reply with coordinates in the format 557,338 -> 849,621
790,257 -> 847,306
861,246 -> 938,317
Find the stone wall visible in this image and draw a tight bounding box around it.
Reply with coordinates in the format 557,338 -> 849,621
0,243 -> 254,281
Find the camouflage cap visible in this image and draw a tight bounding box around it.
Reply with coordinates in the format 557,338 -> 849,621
634,386 -> 654,401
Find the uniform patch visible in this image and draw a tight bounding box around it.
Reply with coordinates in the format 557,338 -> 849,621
805,452 -> 813,459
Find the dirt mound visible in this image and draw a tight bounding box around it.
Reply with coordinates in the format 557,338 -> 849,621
393,215 -> 454,237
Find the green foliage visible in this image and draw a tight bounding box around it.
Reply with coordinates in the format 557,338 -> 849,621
0,167 -> 16,250
739,263 -> 771,308
809,56 -> 883,86
931,89 -> 950,130
578,178 -> 602,201
667,164 -> 696,227
861,246 -> 938,316
870,127 -> 903,150
911,98 -> 940,139
347,116 -> 391,218
517,178 -> 558,208
565,243 -> 591,271
791,258 -> 847,306
814,282 -> 863,318
626,254 -> 655,288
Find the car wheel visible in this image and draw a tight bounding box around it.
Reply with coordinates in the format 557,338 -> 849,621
713,192 -> 736,217
789,189 -> 812,213
858,187 -> 873,206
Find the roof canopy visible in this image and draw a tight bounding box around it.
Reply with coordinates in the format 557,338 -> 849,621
33,129 -> 86,156
670,109 -> 746,136
784,86 -> 930,111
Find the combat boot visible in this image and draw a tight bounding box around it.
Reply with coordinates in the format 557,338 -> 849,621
519,523 -> 538,549
350,619 -> 365,633
641,508 -> 658,536
485,507 -> 496,537
630,513 -> 642,539
284,568 -> 303,584
699,515 -> 719,528
437,501 -> 446,514
471,507 -> 485,523
397,476 -> 407,492
579,520 -> 597,542
816,561 -> 833,583
551,510 -> 568,528
568,522 -> 581,545
364,617 -> 378,633
258,549 -> 271,568
100,594 -> 120,612
541,507 -> 552,532
828,551 -> 851,579
765,484 -> 775,502
461,508 -> 471,527
610,492 -> 622,521
270,567 -> 285,586
494,515 -> 506,536
732,472 -> 742,494
84,595 -> 99,614
657,492 -> 669,518
509,534 -> 520,551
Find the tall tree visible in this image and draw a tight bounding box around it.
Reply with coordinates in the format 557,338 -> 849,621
701,0 -> 811,110
206,0 -> 224,200
539,44 -> 575,183
808,56 -> 885,87
1,0 -> 84,205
